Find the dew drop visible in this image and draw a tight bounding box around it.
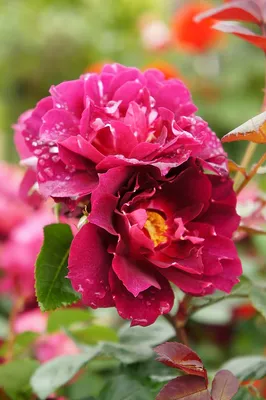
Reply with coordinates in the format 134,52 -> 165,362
44,167 -> 54,178
38,172 -> 45,182
52,155 -> 60,163
159,301 -> 170,314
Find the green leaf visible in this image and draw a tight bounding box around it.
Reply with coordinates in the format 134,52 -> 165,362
72,325 -> 118,345
35,223 -> 80,311
100,342 -> 153,364
221,356 -> 266,382
47,308 -> 92,333
98,375 -> 153,400
233,386 -> 263,400
64,370 -> 105,399
250,286 -> 266,319
119,319 -> 175,347
30,346 -> 100,399
0,331 -> 39,358
0,359 -> 39,399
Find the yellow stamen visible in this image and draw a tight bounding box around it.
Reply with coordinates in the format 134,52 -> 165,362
144,211 -> 168,247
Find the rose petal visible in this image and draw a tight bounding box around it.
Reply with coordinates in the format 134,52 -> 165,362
68,224 -> 114,308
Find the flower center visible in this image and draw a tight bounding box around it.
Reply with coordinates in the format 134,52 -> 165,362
144,211 -> 168,247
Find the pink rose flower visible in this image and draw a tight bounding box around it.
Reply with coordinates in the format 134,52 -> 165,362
35,333 -> 79,363
234,182 -> 266,240
15,63 -> 227,204
15,309 -> 79,363
68,160 -> 241,327
13,111 -> 43,208
15,309 -> 48,334
0,210 -> 54,299
0,163 -> 31,237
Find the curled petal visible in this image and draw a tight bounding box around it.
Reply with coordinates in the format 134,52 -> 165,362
109,269 -> 174,326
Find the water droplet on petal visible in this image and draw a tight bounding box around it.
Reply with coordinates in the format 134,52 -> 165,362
44,167 -> 54,178
52,155 -> 60,163
159,301 -> 170,314
38,172 -> 45,182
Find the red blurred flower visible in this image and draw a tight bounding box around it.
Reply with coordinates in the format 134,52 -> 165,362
171,1 -> 224,53
14,63 -> 227,206
232,303 -> 257,321
68,159 -> 241,327
196,0 -> 266,51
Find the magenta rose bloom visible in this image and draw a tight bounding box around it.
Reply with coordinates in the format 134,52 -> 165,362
15,63 -> 227,203
68,160 -> 241,326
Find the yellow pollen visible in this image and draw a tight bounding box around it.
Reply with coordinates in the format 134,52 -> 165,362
144,211 -> 168,247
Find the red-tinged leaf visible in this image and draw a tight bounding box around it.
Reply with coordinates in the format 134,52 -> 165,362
222,111 -> 266,144
194,1 -> 261,24
156,375 -> 211,400
228,160 -> 246,176
211,370 -> 239,400
154,342 -> 207,380
212,21 -> 266,51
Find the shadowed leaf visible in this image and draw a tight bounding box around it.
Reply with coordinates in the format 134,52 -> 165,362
211,370 -> 239,400
156,375 -> 210,400
35,223 -> 80,311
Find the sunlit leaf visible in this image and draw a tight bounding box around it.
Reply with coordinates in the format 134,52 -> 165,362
71,325 -> 118,345
195,1 -> 260,24
35,223 -> 80,311
100,341 -> 153,364
156,375 -> 210,400
221,356 -> 266,382
30,347 -> 100,399
211,370 -> 239,400
0,332 -> 39,358
0,359 -> 39,399
154,342 -> 207,379
250,286 -> 266,319
47,308 -> 92,333
119,319 -> 175,347
222,111 -> 266,143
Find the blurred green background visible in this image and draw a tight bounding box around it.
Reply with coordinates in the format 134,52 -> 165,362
0,0 -> 265,164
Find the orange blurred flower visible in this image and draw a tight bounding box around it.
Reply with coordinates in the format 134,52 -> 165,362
84,61 -> 111,74
143,60 -> 183,80
171,1 -> 224,53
